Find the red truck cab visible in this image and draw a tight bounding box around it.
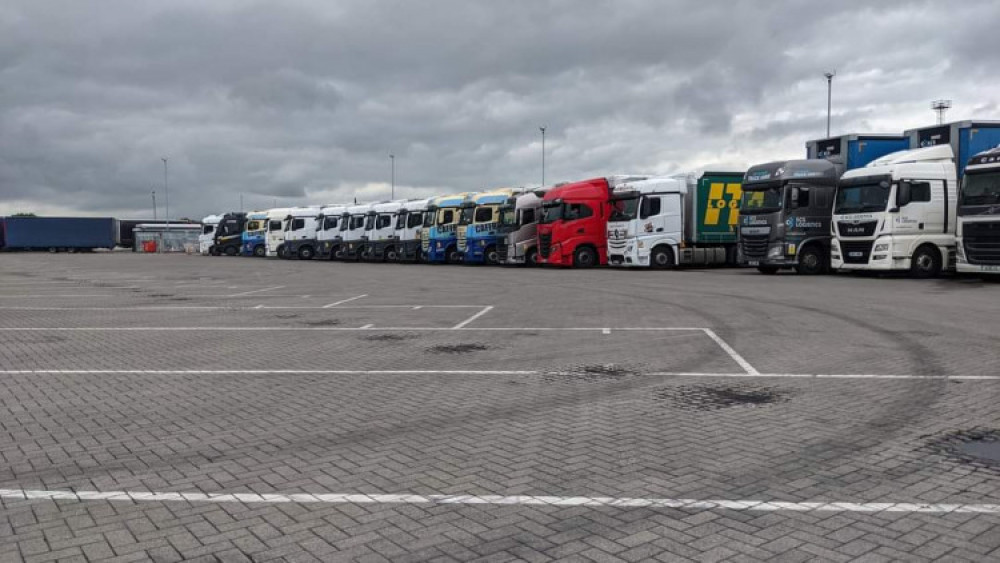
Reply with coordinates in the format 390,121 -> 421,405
536,176 -> 647,267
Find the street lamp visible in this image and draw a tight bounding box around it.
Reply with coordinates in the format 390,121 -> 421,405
389,153 -> 395,199
539,126 -> 546,186
824,71 -> 835,138
151,190 -> 157,220
161,157 -> 169,253
931,100 -> 952,125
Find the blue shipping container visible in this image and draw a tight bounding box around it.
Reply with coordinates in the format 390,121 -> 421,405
1,217 -> 117,250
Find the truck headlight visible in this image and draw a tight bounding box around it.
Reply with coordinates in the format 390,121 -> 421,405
874,243 -> 889,252
768,245 -> 783,258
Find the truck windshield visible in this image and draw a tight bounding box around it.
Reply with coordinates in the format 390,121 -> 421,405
459,207 -> 474,226
364,214 -> 375,230
245,220 -> 263,232
961,171 -> 1000,206
835,183 -> 890,214
539,203 -> 563,224
408,213 -> 423,229
395,213 -> 406,229
609,196 -> 639,221
350,215 -> 365,230
323,216 -> 339,230
339,215 -> 349,231
202,225 -> 214,234
422,210 -> 435,228
740,186 -> 783,214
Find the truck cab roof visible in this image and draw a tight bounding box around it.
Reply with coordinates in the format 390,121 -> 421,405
319,205 -> 348,215
542,176 -> 649,202
428,193 -> 475,208
286,206 -> 321,218
201,214 -> 224,224
612,177 -> 686,198
246,211 -> 269,220
347,204 -> 374,215
399,199 -> 430,212
265,207 -> 293,219
966,145 -> 1000,172
744,159 -> 840,187
841,145 -> 955,182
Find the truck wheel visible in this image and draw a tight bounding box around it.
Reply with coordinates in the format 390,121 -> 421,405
910,245 -> 942,279
446,247 -> 462,264
385,246 -> 398,261
277,245 -> 288,259
525,248 -> 538,267
757,266 -> 779,275
484,246 -> 499,265
210,246 -> 220,256
332,246 -> 344,260
298,246 -> 315,260
650,246 -> 675,269
253,245 -> 265,258
224,245 -> 238,256
795,246 -> 825,275
573,246 -> 598,268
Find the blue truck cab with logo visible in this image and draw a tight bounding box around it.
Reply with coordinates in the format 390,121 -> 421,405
241,211 -> 269,257
458,188 -> 526,265
424,192 -> 475,263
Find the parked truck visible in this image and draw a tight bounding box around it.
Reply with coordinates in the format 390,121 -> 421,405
459,188 -> 527,265
365,200 -> 406,261
424,193 -> 475,263
211,212 -> 247,256
315,204 -> 349,260
394,199 -> 429,262
0,216 -> 117,252
536,176 -> 647,267
831,144 -> 958,277
738,160 -> 841,274
499,188 -> 548,266
199,214 -> 223,255
281,206 -> 322,259
240,211 -> 269,257
264,208 -> 293,257
806,133 -> 910,170
957,147 -> 1000,273
606,171 -> 744,268
341,203 -> 374,260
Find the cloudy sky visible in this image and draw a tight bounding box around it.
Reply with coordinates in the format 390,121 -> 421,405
1,0 -> 998,219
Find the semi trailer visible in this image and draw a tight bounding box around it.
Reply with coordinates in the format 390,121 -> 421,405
606,171 -> 744,268
738,160 -> 841,274
199,214 -> 223,254
806,133 -> 910,170
906,121 -> 1000,180
499,188 -> 548,265
240,211 -> 269,257
394,199 -> 429,262
459,188 -> 527,265
424,193 -> 475,263
536,176 -> 647,267
281,206 -> 322,259
831,145 -> 958,277
211,212 -> 247,256
315,204 -> 349,260
0,216 -> 117,252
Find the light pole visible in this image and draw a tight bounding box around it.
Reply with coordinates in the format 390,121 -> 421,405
151,190 -> 157,220
931,100 -> 952,125
389,153 -> 395,199
539,126 -> 546,186
824,72 -> 835,138
161,157 -> 169,253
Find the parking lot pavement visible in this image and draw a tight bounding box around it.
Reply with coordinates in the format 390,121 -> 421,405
1,253 -> 999,561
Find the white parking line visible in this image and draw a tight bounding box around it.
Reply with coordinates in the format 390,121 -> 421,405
701,329 -> 759,376
227,286 -> 285,297
322,294 -> 368,308
1,488 -> 996,514
451,306 -> 494,330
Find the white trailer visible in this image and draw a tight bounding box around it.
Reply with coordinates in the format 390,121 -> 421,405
831,144 -> 958,277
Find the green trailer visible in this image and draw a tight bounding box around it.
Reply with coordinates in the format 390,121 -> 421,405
687,171 -> 744,245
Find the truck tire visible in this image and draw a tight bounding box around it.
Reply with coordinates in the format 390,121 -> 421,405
484,246 -> 499,265
910,245 -> 942,279
298,246 -> 315,260
650,246 -> 675,269
795,246 -> 825,275
526,248 -> 539,267
385,246 -> 398,262
446,246 -> 462,264
573,246 -> 598,268
332,246 -> 344,260
210,246 -> 220,256
757,266 -> 779,275
253,245 -> 265,258
224,245 -> 238,256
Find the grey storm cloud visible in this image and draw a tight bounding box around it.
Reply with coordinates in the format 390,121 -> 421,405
1,0 -> 999,219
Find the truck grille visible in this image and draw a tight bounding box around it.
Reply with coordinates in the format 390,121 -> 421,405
496,241 -> 508,262
840,241 -> 874,264
964,221 -> 1000,265
457,229 -> 467,252
837,221 -> 878,237
539,233 -> 552,258
740,234 -> 768,258
420,230 -> 429,252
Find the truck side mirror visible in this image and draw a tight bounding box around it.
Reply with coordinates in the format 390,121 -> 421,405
896,181 -> 912,208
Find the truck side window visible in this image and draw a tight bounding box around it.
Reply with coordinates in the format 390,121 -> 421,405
268,220 -> 281,231
408,214 -> 423,229
910,182 -> 931,202
521,209 -> 535,225
565,203 -> 593,220
799,188 -> 810,208
292,218 -> 305,230
647,197 -> 661,217
441,209 -> 454,224
474,207 -> 493,223
377,214 -> 391,229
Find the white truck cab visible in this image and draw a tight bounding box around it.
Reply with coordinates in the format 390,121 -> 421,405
316,204 -> 349,260
395,199 -> 430,262
342,203 -> 374,260
832,144 -> 958,277
199,214 -> 223,255
957,147 -> 1000,273
281,206 -> 322,259
366,200 -> 406,261
264,208 -> 293,258
606,177 -> 688,268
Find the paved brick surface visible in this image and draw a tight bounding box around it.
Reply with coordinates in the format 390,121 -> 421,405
0,253 -> 999,561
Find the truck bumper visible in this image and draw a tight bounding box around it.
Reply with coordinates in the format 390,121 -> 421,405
956,240 -> 1000,273
831,238 -> 903,271
608,244 -> 647,268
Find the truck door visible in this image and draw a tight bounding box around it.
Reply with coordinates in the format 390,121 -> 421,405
658,194 -> 682,236
897,180 -> 937,233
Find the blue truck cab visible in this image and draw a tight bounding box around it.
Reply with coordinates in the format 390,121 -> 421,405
458,188 -> 525,265
241,211 -> 269,257
424,192 -> 475,263
806,133 -> 910,170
